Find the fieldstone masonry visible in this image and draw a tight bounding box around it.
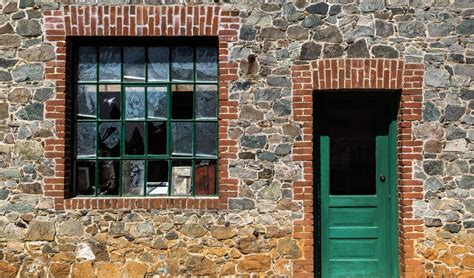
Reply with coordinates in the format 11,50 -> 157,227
0,0 -> 472,277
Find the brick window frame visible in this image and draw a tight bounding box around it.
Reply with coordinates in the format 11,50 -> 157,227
291,59 -> 425,277
43,5 -> 239,210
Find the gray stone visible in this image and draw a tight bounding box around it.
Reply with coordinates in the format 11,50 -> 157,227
313,26 -> 342,43
347,39 -> 370,58
345,26 -> 374,40
16,19 -> 42,37
447,53 -> 464,63
423,160 -> 443,175
2,2 -> 18,14
26,9 -> 42,19
287,25 -> 308,40
0,35 -> 21,48
0,69 -> 11,81
454,64 -> 474,78
0,168 -> 20,179
12,11 -> 25,20
240,25 -> 256,41
126,222 -> 154,237
428,23 -> 452,37
425,67 -> 450,88
273,99 -> 291,116
306,3 -> 329,14
8,88 -> 31,104
273,19 -> 289,30
302,14 -> 322,28
0,58 -> 18,68
423,102 -> 440,122
267,76 -> 291,87
33,88 -> 54,102
258,168 -> 273,179
0,189 -> 9,200
229,166 -> 257,179
466,199 -> 474,213
181,224 -> 207,238
457,19 -> 474,35
275,144 -> 291,156
443,223 -> 462,233
246,12 -> 272,28
329,5 -> 342,15
460,88 -> 474,100
399,21 -> 426,38
239,152 -> 255,160
425,218 -> 442,227
371,45 -> 399,58
240,135 -> 267,149
14,140 -> 43,160
165,231 -> 178,240
19,0 -> 35,8
240,105 -> 264,121
12,63 -> 44,82
375,20 -> 394,38
458,175 -> 474,189
446,160 -> 469,176
229,198 -> 255,210
18,126 -> 32,139
0,195 -> 38,213
446,126 -> 466,140
257,151 -> 277,162
58,219 -> 84,237
19,182 -> 42,194
0,103 -> 8,119
16,103 -> 44,121
260,27 -> 286,40
25,221 -> 55,241
445,105 -> 465,122
19,44 -> 55,62
300,41 -> 322,60
360,0 -> 385,12
464,221 -> 474,229
323,44 -> 344,58
261,3 -> 280,12
109,222 -> 125,236
444,138 -> 467,152
424,177 -> 444,191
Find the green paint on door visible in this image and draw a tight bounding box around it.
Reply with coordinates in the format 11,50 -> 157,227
317,92 -> 399,278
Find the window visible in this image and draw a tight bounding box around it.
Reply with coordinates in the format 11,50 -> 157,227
73,39 -> 218,197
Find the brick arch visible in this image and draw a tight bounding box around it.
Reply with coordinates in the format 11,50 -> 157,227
291,58 -> 425,277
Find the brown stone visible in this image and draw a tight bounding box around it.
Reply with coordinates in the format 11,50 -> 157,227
274,259 -> 292,276
123,261 -> 148,278
238,254 -> 271,273
238,236 -> 271,254
49,262 -> 70,278
463,254 -> 474,269
0,23 -> 14,34
25,220 -> 55,241
424,140 -> 443,154
0,262 -> 18,277
71,261 -> 94,278
96,262 -> 121,277
8,88 -> 31,104
180,224 -> 207,238
276,199 -> 302,211
185,255 -> 216,276
277,238 -> 302,259
0,35 -> 21,48
439,251 -> 460,266
220,262 -> 236,276
210,226 -> 237,240
19,44 -> 55,62
0,103 -> 8,120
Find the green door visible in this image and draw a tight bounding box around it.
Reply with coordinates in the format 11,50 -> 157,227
318,93 -> 398,278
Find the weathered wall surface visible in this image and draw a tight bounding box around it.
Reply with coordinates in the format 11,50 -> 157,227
0,0 -> 472,276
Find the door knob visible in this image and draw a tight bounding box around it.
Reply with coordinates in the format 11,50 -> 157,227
380,175 -> 386,182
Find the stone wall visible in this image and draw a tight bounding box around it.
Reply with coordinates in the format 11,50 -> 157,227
0,0 -> 472,277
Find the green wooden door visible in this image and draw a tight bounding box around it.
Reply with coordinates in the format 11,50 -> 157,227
318,93 -> 398,278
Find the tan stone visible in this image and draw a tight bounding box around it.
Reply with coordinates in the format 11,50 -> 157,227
450,245 -> 466,255
49,262 -> 71,278
274,259 -> 292,276
439,251 -> 460,266
205,247 -> 228,257
185,255 -> 216,276
420,247 -> 438,260
71,261 -> 94,278
220,262 -> 236,276
463,254 -> 474,269
151,260 -> 178,276
277,238 -> 302,259
25,220 -> 56,241
96,262 -> 121,278
0,262 -> 19,277
229,248 -> 241,259
238,254 -> 271,273
210,226 -> 237,240
122,261 -> 148,278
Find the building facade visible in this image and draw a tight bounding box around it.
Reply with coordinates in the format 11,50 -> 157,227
0,0 -> 472,276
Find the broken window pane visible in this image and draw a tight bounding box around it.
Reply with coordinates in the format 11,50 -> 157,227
172,85 -> 193,119
195,160 -> 216,196
195,122 -> 217,156
196,47 -> 218,81
77,85 -> 97,119
196,85 -> 217,119
78,47 -> 97,81
147,160 -> 169,195
99,122 -> 121,157
148,87 -> 167,119
148,47 -> 169,81
76,160 -> 96,195
123,160 -> 145,195
125,122 -> 144,155
99,91 -> 121,119
171,122 -> 192,156
125,87 -> 145,120
98,160 -> 120,195
148,122 -> 167,155
171,160 -> 192,195
99,46 -> 121,81
77,122 -> 96,157
124,47 -> 145,82
172,47 -> 193,81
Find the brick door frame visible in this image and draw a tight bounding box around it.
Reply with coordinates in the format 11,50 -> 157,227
291,59 -> 425,277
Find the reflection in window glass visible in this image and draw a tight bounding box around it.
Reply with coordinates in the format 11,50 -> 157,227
148,47 -> 169,81
123,160 -> 145,195
99,122 -> 121,157
196,122 -> 217,156
147,160 -> 168,195
78,47 -> 97,81
148,87 -> 167,119
125,87 -> 145,119
171,122 -> 192,156
77,85 -> 97,119
172,160 -> 192,195
196,85 -> 217,119
77,122 -> 96,157
195,160 -> 216,196
172,47 -> 193,81
98,160 -> 120,195
196,47 -> 218,81
125,122 -> 145,155
76,160 -> 96,195
99,46 -> 121,81
124,47 -> 145,82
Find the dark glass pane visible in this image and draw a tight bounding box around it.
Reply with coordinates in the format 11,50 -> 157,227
125,122 -> 144,155
148,87 -> 167,119
172,85 -> 193,119
171,160 -> 192,195
77,122 -> 96,157
99,46 -> 121,81
98,160 -> 119,195
196,85 -> 217,119
99,122 -> 121,157
76,160 -> 95,195
123,160 -> 145,195
78,47 -> 97,81
147,160 -> 169,195
99,91 -> 121,119
77,85 -> 96,119
171,122 -> 192,156
195,122 -> 217,156
148,47 -> 169,81
195,160 -> 216,196
148,122 -> 167,155
196,47 -> 218,81
124,47 -> 145,82
125,87 -> 145,119
171,47 -> 193,81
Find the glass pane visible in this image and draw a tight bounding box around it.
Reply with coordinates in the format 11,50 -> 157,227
171,122 -> 192,156
196,85 -> 217,119
171,47 -> 193,82
77,122 -> 96,157
124,47 -> 145,82
171,160 -> 192,195
99,122 -> 121,157
148,87 -> 167,119
125,122 -> 144,155
123,160 -> 145,195
148,47 -> 169,81
196,47 -> 218,81
195,160 -> 216,196
172,85 -> 193,119
99,46 -> 121,81
98,160 -> 119,195
78,47 -> 97,81
148,122 -> 167,155
195,122 -> 217,156
125,87 -> 145,119
99,91 -> 121,119
76,160 -> 95,195
77,85 -> 96,119
147,160 -> 169,195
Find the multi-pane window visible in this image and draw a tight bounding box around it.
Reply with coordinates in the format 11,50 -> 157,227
73,40 -> 218,197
